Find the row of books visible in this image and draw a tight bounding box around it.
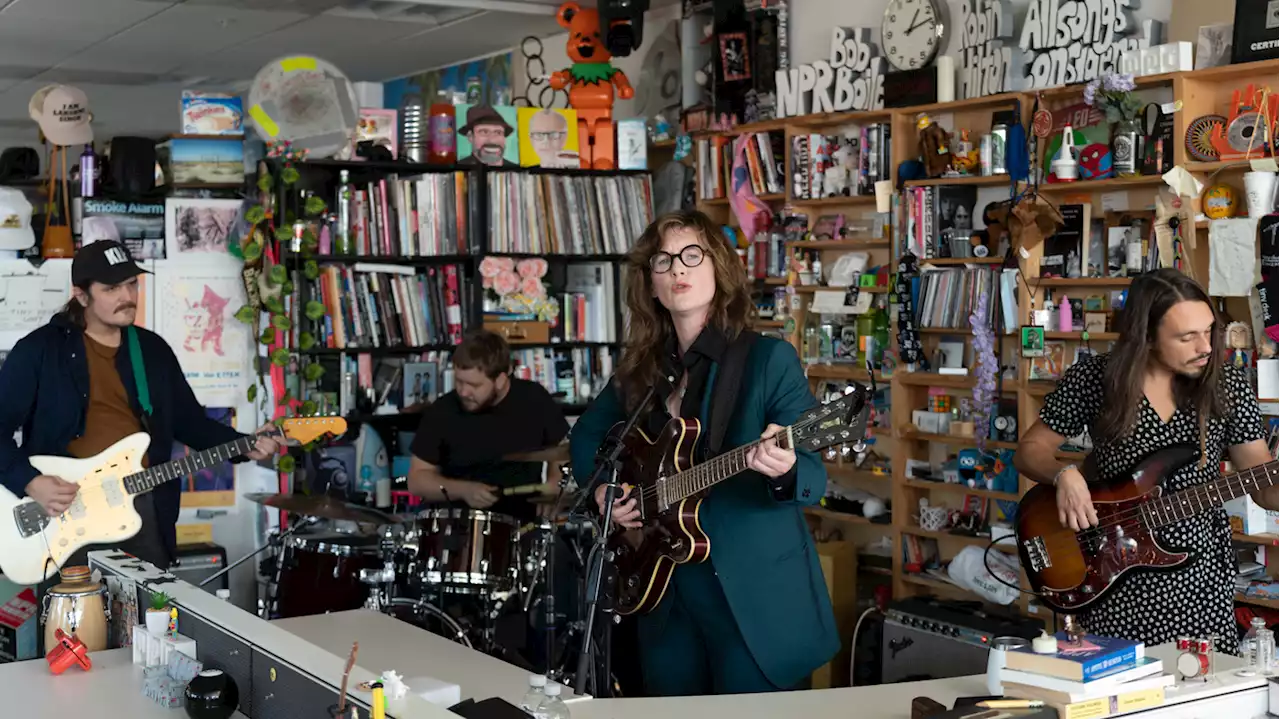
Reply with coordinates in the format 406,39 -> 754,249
1002,633 -> 1171,719
902,185 -> 978,259
511,345 -> 615,406
695,131 -> 786,200
912,267 -> 1003,330
308,263 -> 469,350
558,262 -> 620,343
486,172 -> 653,255
790,123 -> 892,201
324,171 -> 477,258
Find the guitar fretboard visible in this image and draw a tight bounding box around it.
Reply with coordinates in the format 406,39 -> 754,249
122,435 -> 259,495
1143,460 -> 1278,528
662,432 -> 791,505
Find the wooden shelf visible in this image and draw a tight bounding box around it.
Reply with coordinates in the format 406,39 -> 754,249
1233,533 -> 1278,546
760,276 -> 788,286
1185,159 -> 1273,173
789,195 -> 878,206
827,464 -> 892,483
1038,176 -> 1167,192
1035,277 -> 1132,287
897,373 -> 979,388
755,319 -> 787,329
902,432 -> 1019,451
921,257 -> 1006,266
1024,381 -> 1056,397
1043,331 -> 1120,341
793,284 -> 890,294
784,239 -> 890,251
805,363 -> 881,381
904,527 -> 1017,553
905,175 -> 1013,187
1184,58 -> 1279,82
916,327 -> 1016,336
901,478 -> 1020,502
805,506 -> 881,525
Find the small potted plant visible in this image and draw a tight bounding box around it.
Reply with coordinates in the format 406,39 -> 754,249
145,592 -> 172,636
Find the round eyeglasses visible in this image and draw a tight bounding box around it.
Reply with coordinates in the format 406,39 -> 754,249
649,244 -> 705,274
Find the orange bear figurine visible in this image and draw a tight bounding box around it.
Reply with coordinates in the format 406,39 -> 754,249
549,1 -> 634,170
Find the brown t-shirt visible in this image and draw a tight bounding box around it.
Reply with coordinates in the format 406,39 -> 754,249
66,334 -> 143,460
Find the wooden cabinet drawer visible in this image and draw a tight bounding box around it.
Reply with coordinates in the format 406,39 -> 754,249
483,319 -> 550,345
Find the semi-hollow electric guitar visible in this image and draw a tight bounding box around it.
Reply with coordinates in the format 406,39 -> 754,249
608,388 -> 868,615
0,417 -> 346,586
1016,444 -> 1277,613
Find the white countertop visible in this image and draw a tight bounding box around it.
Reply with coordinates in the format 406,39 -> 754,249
273,609 -> 550,707
0,648 -> 247,719
2,609 -> 1272,719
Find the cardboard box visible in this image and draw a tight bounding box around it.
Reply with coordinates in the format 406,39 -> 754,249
0,576 -> 39,663
1225,494 -> 1279,536
812,540 -> 858,689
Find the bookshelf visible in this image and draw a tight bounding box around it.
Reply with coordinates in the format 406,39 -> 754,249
691,58 -> 1280,623
271,159 -> 652,421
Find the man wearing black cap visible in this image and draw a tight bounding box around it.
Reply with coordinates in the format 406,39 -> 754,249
458,105 -> 519,168
0,240 -> 279,575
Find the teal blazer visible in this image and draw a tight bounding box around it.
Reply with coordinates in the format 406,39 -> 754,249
569,336 -> 840,689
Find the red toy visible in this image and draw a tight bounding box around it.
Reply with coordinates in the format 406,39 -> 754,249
46,629 -> 92,675
548,1 -> 634,170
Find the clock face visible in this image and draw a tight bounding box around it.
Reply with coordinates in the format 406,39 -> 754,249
881,0 -> 946,72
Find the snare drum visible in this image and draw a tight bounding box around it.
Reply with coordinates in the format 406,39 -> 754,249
274,533 -> 382,618
416,509 -> 519,593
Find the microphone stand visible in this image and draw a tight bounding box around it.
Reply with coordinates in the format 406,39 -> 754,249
573,384 -> 656,697
200,515 -> 317,589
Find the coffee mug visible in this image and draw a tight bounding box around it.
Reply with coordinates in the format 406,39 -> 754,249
987,636 -> 1031,694
1244,172 -> 1278,218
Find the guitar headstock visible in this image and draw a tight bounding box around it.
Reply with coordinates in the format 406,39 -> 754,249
277,417 -> 349,446
791,384 -> 869,453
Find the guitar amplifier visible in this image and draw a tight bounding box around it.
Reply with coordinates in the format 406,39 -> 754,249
880,597 -> 1043,684
168,542 -> 227,593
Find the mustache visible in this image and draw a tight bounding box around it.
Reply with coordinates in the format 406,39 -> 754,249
1190,353 -> 1212,363
116,304 -> 136,312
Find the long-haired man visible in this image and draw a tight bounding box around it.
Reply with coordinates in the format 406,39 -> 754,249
1016,269 -> 1275,650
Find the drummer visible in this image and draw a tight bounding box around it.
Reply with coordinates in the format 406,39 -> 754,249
406,329 -> 570,521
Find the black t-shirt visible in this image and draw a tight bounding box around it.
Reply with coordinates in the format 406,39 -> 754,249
410,378 -> 570,520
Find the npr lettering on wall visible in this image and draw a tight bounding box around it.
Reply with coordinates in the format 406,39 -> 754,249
1017,0 -> 1163,89
775,27 -> 886,117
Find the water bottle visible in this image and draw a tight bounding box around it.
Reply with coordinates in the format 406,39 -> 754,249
535,682 -> 569,719
520,674 -> 547,715
1240,617 -> 1277,676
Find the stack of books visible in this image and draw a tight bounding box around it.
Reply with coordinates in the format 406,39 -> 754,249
1001,633 -> 1173,719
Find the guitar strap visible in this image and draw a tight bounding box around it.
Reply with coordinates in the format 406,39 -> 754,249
705,330 -> 759,456
126,326 -> 153,419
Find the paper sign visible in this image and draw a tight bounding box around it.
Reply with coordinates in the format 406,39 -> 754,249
1100,191 -> 1128,213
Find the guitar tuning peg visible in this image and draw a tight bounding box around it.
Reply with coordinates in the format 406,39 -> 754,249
824,447 -> 838,461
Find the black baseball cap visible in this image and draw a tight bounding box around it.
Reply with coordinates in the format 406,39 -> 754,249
71,239 -> 151,287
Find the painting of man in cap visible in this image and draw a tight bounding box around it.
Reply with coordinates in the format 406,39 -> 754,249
457,104 -> 519,168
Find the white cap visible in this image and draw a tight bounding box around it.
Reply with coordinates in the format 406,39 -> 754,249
0,187 -> 34,251
543,683 -> 561,696
29,84 -> 93,146
528,674 -> 547,687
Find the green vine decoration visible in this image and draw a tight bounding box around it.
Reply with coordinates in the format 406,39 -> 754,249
231,157 -> 335,479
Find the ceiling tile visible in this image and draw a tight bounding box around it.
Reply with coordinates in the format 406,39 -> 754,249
62,4 -> 308,74
0,0 -> 173,26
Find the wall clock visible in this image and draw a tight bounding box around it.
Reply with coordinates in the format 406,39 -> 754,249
881,0 -> 948,72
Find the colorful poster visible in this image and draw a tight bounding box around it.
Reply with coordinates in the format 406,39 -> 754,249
175,407 -> 237,508
456,104 -> 519,167
517,107 -> 580,168
383,53 -> 514,113
152,260 -> 250,407
79,198 -> 166,260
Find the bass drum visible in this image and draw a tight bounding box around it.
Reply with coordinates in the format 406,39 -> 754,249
384,598 -> 472,648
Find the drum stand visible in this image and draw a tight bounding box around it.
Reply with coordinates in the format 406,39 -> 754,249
200,515 -> 318,601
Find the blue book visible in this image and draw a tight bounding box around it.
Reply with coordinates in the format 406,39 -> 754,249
1004,633 -> 1144,682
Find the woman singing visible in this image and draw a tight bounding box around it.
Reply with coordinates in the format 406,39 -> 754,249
568,211 -> 838,696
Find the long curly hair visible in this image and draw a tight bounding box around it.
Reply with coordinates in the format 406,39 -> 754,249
615,210 -> 754,412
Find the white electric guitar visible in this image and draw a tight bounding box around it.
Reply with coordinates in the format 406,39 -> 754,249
0,417 -> 347,586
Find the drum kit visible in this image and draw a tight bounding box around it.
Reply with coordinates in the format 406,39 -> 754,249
245,444 -> 597,678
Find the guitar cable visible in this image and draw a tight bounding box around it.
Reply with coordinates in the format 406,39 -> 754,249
980,537 -> 1043,599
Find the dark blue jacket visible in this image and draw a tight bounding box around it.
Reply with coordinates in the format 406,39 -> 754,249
0,313 -> 246,555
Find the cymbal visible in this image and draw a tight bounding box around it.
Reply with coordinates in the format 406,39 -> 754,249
502,444 -> 572,465
243,493 -> 397,525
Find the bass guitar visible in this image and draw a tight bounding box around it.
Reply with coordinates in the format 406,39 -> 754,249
1016,444 -> 1277,613
0,417 -> 347,586
608,389 -> 867,615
